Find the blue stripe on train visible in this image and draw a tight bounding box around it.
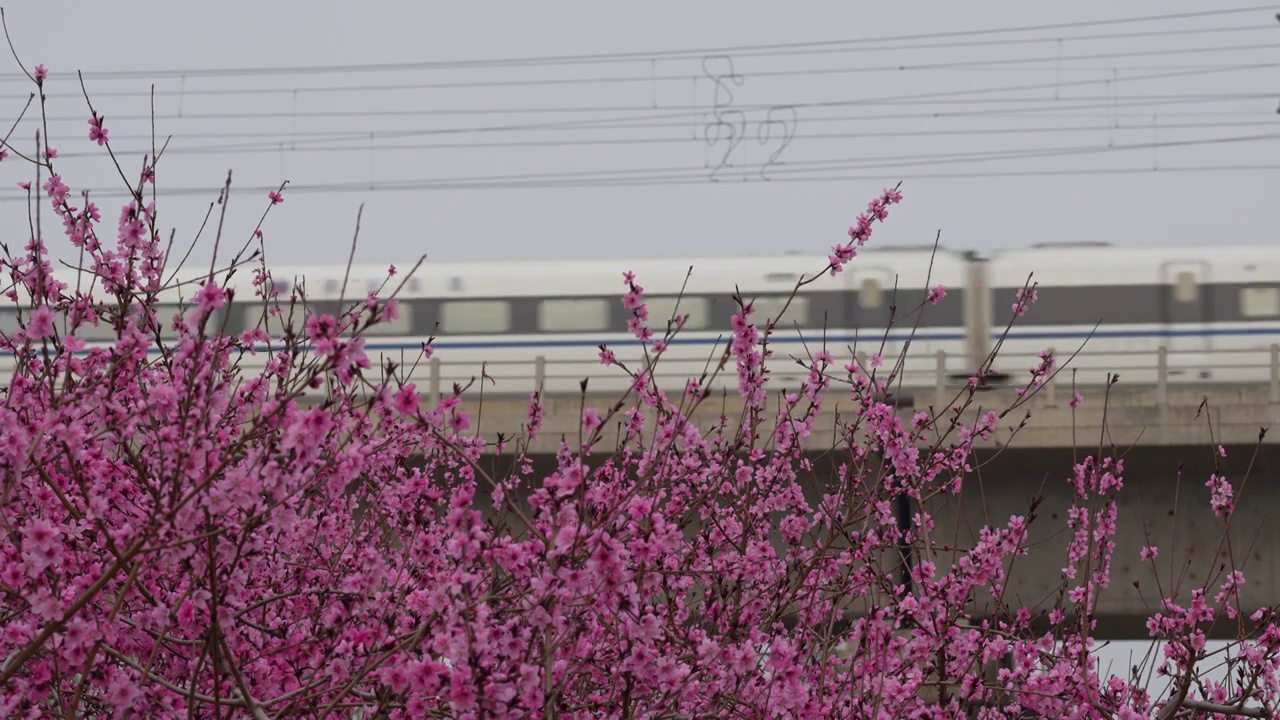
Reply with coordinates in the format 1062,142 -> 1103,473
2,326 -> 1280,358
990,327 -> 1280,341
0,331 -> 969,357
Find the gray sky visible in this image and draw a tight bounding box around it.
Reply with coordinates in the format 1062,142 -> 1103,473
1,1 -> 1277,271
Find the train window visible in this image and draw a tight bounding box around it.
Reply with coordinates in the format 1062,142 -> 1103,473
244,302 -> 307,338
1240,287 -> 1280,319
261,277 -> 289,299
361,301 -> 413,336
1174,272 -> 1198,303
0,309 -> 19,335
440,300 -> 510,334
538,298 -> 609,332
65,309 -> 119,341
151,304 -> 231,340
859,278 -> 883,308
747,295 -> 808,326
152,305 -> 184,339
644,295 -> 709,331
764,272 -> 799,283
0,307 -> 113,340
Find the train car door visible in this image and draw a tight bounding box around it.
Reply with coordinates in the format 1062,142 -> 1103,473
752,268 -> 844,387
846,265 -> 901,373
1160,260 -> 1212,381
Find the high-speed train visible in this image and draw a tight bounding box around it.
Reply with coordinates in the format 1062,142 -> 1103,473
2,241 -> 1278,396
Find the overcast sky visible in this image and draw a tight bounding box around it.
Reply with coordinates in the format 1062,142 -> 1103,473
0,1 -> 1276,272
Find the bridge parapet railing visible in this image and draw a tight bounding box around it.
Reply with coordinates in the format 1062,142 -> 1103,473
5,343 -> 1276,411
407,344 -> 1280,406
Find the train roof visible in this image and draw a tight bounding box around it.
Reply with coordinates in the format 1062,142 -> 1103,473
17,243 -> 1279,305
986,244 -> 1280,287
204,246 -> 970,300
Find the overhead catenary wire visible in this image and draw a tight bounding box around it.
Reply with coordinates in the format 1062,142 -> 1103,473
12,60 -> 1278,127
1,164 -> 1275,203
5,4 -> 1274,81
29,117 -> 1278,149
0,20 -> 1268,176
4,33 -> 1276,100
5,130 -> 1277,202
45,118 -> 1276,160
0,5 -> 1269,211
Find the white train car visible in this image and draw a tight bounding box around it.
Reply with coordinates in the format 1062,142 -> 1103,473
251,247 -> 972,398
197,247 -> 964,397
0,247 -> 975,398
0,262 -> 215,358
20,240 -> 1279,399
982,243 -> 1280,388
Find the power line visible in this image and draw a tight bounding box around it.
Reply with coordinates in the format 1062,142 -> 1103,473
48,118 -> 1272,160
13,60 -> 1277,127
20,95 -> 1275,168
8,33 -> 1275,100
20,101 -> 1277,148
565,163 -> 1280,189
7,130 -> 1275,202
7,5 -> 1274,81
16,92 -> 1272,163
4,164 -> 1276,200
32,117 -> 1274,148
34,93 -> 1276,138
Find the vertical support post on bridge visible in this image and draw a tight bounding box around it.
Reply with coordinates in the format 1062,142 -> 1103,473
429,356 -> 441,405
1045,347 -> 1057,406
1156,346 -> 1169,426
895,490 -> 914,596
934,350 -> 947,411
534,355 -> 546,393
1271,344 -> 1280,404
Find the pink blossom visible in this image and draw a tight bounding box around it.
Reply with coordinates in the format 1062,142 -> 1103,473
392,383 -> 420,416
828,187 -> 902,276
305,313 -> 339,342
1206,473 -> 1234,517
26,305 -> 55,339
1012,286 -> 1039,317
87,115 -> 108,146
104,669 -> 141,715
268,190 -> 284,205
21,518 -> 59,555
193,281 -> 226,312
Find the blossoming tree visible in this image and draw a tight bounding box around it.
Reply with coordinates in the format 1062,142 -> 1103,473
1,27 -> 1276,720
